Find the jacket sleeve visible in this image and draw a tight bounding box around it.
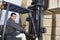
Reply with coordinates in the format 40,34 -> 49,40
7,19 -> 26,32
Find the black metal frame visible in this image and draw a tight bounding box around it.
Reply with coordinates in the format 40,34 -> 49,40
3,1 -> 29,13
1,1 -> 30,40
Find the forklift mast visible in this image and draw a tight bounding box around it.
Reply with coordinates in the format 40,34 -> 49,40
28,0 -> 49,40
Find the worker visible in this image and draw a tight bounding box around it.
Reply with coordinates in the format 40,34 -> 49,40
6,13 -> 34,40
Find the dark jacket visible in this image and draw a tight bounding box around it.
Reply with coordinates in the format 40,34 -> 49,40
6,18 -> 26,34
6,18 -> 33,39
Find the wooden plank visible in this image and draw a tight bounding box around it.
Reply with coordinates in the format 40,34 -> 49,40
51,13 -> 56,40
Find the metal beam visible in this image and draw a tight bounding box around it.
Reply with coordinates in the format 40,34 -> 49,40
1,2 -> 10,40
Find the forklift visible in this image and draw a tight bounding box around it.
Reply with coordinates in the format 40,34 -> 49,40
0,0 -> 49,40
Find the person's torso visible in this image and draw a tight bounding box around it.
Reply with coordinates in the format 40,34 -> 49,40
5,18 -> 17,33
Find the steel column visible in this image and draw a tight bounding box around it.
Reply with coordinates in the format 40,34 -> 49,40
37,7 -> 44,40
1,2 -> 10,40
